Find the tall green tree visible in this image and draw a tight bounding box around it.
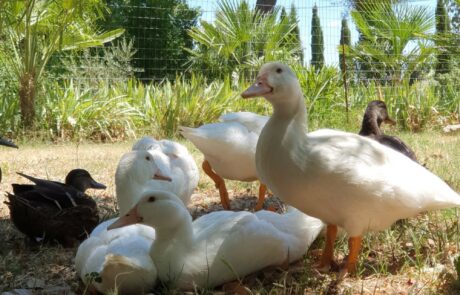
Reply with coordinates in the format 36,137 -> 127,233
339,18 -> 351,77
311,5 -> 324,69
101,0 -> 199,81
289,5 -> 304,64
435,0 -> 451,76
0,0 -> 123,127
280,5 -> 303,64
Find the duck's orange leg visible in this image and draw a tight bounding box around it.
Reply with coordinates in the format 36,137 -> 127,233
254,183 -> 267,211
202,160 -> 231,210
340,236 -> 362,276
317,224 -> 338,272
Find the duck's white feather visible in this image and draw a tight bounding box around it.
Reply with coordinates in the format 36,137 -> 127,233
132,136 -> 199,204
117,138 -> 198,215
179,112 -> 268,181
75,218 -> 156,294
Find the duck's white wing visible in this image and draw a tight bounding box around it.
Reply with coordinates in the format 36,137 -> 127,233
180,122 -> 258,180
186,209 -> 322,288
76,221 -> 156,293
254,207 -> 324,260
267,128 -> 460,235
219,112 -> 268,134
305,129 -> 458,206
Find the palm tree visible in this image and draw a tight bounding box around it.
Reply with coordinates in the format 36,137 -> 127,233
187,0 -> 302,80
350,2 -> 434,84
0,0 -> 124,127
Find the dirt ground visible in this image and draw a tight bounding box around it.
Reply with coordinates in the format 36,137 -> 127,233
1,139 -> 460,294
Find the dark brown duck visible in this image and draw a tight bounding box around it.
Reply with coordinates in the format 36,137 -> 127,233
359,100 -> 418,162
5,169 -> 106,247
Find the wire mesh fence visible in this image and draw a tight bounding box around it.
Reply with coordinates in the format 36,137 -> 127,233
0,0 -> 459,140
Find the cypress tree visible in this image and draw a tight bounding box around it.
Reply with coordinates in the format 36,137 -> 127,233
339,17 -> 351,77
435,0 -> 451,76
289,5 -> 304,64
311,4 -> 324,69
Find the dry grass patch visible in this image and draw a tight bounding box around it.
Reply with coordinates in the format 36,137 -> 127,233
0,130 -> 459,294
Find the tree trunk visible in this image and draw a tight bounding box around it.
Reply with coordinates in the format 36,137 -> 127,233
19,71 -> 36,127
256,0 -> 276,14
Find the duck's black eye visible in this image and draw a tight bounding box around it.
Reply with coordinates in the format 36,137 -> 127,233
276,68 -> 283,73
148,196 -> 156,202
146,155 -> 151,161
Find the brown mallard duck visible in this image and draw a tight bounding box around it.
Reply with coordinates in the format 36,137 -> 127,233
5,169 -> 106,247
359,100 -> 418,162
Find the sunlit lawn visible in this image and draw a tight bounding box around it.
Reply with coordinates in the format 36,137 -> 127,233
0,129 -> 459,294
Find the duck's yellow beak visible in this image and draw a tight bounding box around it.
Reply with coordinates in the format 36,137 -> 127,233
241,75 -> 272,98
107,206 -> 143,230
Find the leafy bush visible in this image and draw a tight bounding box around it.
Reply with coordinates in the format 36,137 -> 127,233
61,38 -> 142,86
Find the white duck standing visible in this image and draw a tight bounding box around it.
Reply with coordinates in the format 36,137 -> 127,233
241,62 -> 460,275
108,189 -> 324,290
180,112 -> 269,210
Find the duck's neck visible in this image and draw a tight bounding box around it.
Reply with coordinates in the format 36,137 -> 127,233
116,178 -> 142,215
359,113 -> 382,136
272,93 -> 307,130
150,215 -> 194,281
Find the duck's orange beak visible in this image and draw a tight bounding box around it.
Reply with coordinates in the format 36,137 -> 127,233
107,206 -> 143,230
241,75 -> 272,98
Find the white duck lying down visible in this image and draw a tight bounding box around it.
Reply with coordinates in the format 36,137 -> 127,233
180,112 -> 269,210
108,189 -> 323,290
75,218 -> 156,294
241,62 -> 460,275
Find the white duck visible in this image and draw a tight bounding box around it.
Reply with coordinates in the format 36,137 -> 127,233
116,145 -> 197,215
180,112 -> 269,210
132,136 -> 199,206
241,62 -> 460,275
75,219 -> 156,294
75,150 -> 163,294
108,189 -> 324,290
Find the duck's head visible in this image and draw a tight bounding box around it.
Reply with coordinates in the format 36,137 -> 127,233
65,169 -> 106,192
241,62 -> 302,106
132,136 -> 159,151
0,136 -> 18,149
116,150 -> 173,186
364,100 -> 396,127
108,189 -> 186,231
